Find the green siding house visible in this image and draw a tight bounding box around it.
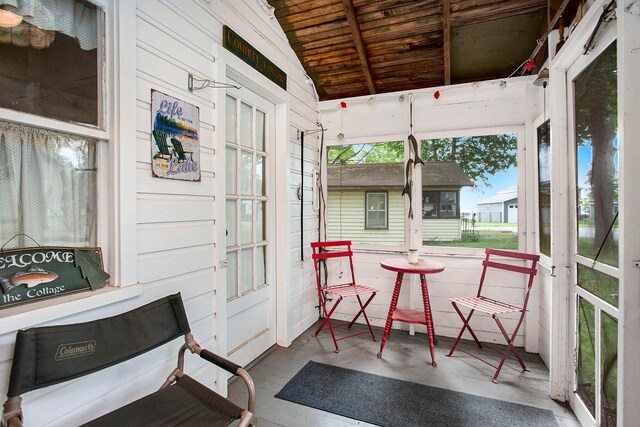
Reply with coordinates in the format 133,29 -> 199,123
327,162 -> 473,244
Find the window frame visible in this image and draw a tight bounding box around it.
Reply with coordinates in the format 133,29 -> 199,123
364,191 -> 389,230
422,190 -> 461,220
0,4 -> 108,253
322,126 -> 525,255
0,0 -> 131,288
533,113 -> 552,265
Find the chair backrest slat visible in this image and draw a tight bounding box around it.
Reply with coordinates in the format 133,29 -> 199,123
312,250 -> 352,260
477,248 -> 540,300
485,248 -> 540,261
483,260 -> 537,276
310,241 -> 356,290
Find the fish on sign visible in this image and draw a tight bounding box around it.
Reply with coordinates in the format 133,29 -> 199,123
0,266 -> 58,293
0,247 -> 109,309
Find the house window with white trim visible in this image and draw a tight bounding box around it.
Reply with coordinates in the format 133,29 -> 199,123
326,141 -> 405,245
365,192 -> 387,230
422,191 -> 460,219
0,0 -> 104,250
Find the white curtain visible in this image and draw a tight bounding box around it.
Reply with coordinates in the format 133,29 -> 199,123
1,0 -> 97,50
0,121 -> 97,249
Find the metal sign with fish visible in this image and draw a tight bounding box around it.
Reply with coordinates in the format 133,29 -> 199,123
0,247 -> 109,309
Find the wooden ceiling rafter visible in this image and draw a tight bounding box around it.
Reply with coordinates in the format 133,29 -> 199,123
269,0 -> 553,101
443,0 -> 451,85
340,0 -> 377,94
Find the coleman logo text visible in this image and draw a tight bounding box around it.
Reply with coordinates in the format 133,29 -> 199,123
55,341 -> 96,361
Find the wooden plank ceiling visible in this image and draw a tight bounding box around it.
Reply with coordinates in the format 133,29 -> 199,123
268,0 -> 549,101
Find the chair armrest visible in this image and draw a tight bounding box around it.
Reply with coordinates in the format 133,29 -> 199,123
199,349 -> 242,375
197,349 -> 256,415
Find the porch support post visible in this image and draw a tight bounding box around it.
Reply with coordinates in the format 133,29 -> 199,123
548,63 -> 570,402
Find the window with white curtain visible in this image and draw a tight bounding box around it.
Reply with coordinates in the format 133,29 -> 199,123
0,0 -> 101,126
0,0 -> 104,251
0,120 -> 98,249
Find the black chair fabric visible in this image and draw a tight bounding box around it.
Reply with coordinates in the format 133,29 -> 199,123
81,374 -> 243,427
8,293 -> 190,397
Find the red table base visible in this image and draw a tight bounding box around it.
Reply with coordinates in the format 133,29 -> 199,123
376,269 -> 439,366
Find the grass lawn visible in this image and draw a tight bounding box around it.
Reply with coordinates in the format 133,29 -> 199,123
473,221 -> 517,228
425,229 -> 518,250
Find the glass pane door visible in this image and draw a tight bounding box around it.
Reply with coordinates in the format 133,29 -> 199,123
226,94 -> 269,300
224,85 -> 276,368
571,40 -> 619,427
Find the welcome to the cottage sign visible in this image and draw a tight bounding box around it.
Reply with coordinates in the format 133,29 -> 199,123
223,25 -> 287,90
0,247 -> 109,309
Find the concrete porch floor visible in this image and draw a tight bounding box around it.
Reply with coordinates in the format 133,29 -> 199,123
228,322 -> 580,426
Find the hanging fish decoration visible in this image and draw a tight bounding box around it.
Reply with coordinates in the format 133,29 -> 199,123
408,133 -> 425,166
402,158 -> 414,219
402,94 -> 422,219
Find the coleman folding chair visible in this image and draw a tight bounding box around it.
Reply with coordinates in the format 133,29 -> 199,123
446,248 -> 540,383
2,293 -> 256,427
311,240 -> 377,352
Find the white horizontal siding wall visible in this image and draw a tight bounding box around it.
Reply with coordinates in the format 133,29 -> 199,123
318,77 -> 543,349
0,1 -> 318,425
422,218 -> 461,242
327,190 -> 405,244
326,190 -> 461,244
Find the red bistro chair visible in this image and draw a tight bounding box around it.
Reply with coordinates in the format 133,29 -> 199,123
446,248 -> 540,383
311,241 -> 377,352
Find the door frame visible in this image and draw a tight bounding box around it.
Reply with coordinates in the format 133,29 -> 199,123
214,44 -> 292,394
548,0 -> 624,423
565,24 -> 618,426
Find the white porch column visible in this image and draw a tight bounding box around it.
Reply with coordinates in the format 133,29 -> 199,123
617,2 -> 640,425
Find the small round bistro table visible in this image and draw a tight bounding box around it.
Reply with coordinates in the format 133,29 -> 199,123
377,257 -> 445,366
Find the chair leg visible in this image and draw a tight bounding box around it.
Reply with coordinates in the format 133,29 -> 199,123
447,303 -> 482,357
314,295 -> 343,353
347,293 -> 377,341
492,316 -> 528,383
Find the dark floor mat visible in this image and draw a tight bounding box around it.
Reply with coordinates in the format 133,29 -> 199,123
275,361 -> 558,427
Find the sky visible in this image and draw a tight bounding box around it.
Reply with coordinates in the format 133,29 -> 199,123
459,135 -> 618,214
460,166 -> 518,213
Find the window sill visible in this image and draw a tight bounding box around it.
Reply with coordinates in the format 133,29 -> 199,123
350,243 -> 490,258
0,284 -> 143,336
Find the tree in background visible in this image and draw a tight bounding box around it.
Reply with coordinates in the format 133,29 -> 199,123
327,141 -> 403,164
420,135 -> 517,188
574,42 -> 618,251
327,135 -> 517,191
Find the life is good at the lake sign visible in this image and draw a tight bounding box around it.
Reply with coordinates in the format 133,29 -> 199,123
0,247 -> 109,309
223,25 -> 287,90
151,90 -> 201,181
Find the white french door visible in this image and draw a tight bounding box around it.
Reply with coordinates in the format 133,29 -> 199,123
567,31 -> 619,427
224,81 -> 276,367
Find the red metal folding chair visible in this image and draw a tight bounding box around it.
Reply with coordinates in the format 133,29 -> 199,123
446,248 -> 540,383
311,240 -> 377,352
